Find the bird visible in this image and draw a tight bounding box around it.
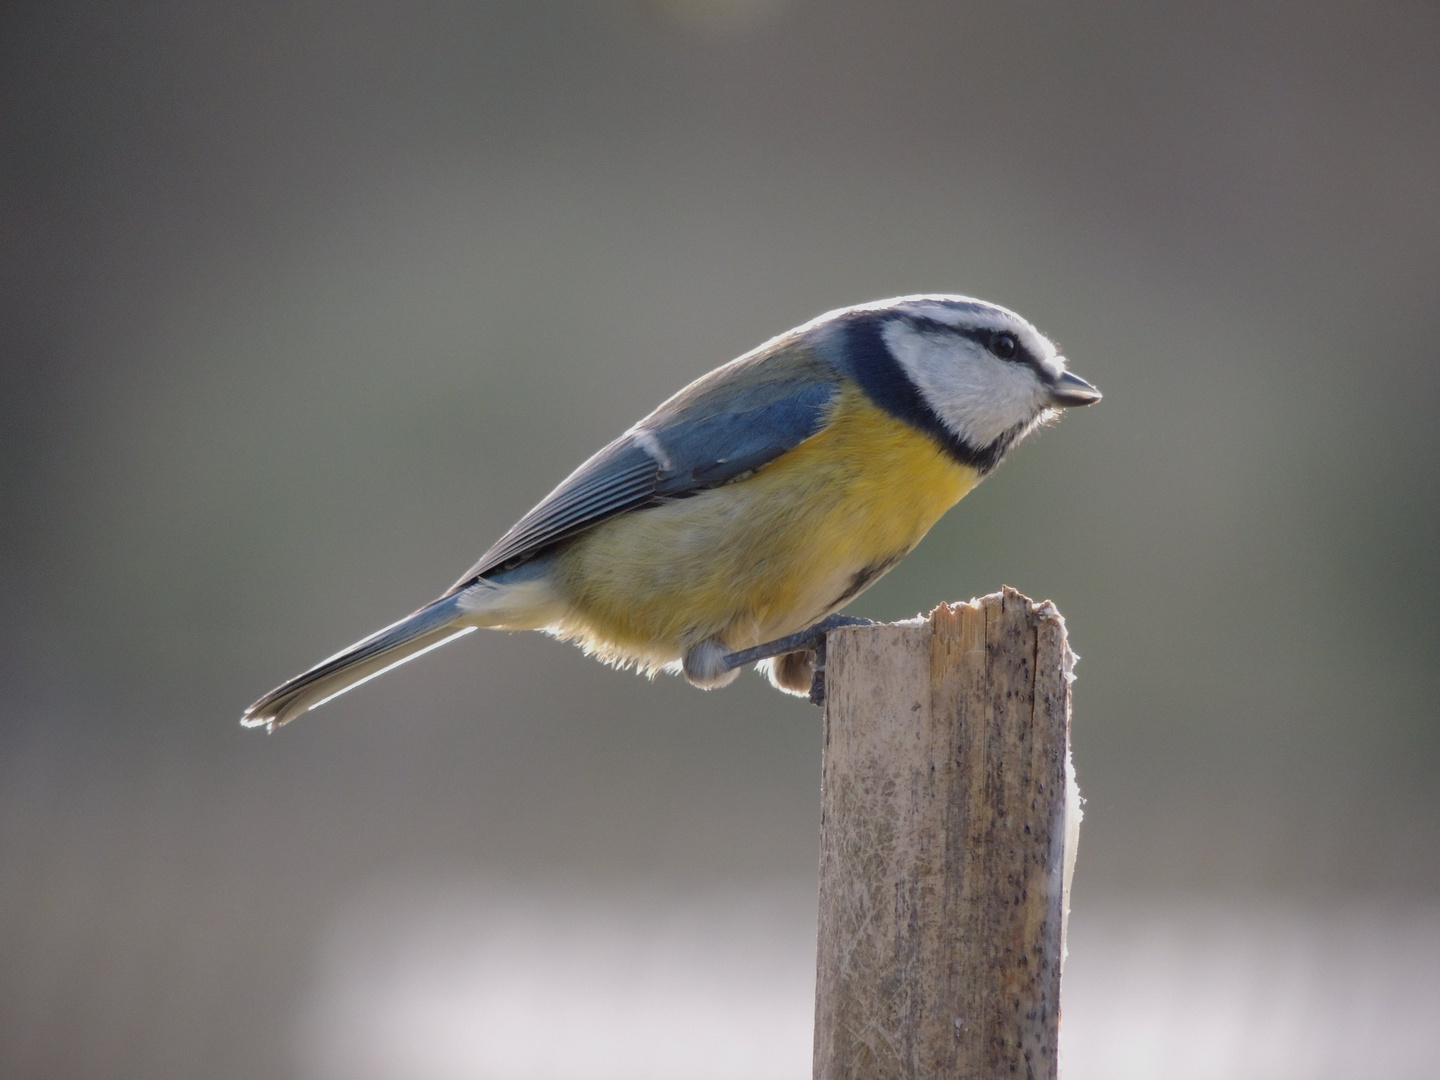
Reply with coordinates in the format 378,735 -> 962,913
241,295 -> 1100,731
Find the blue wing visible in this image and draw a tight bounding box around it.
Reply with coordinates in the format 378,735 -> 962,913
450,337 -> 840,587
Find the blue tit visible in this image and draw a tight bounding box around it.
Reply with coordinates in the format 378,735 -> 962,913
241,295 -> 1100,730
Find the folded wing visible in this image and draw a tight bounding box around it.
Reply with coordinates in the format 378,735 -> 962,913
449,339 -> 839,589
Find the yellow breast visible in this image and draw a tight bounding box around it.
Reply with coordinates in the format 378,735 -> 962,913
548,385 -> 981,672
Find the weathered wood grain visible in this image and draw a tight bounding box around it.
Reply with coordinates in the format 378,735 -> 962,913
813,588 -> 1077,1080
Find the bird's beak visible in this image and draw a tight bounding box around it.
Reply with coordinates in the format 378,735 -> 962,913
1049,369 -> 1102,407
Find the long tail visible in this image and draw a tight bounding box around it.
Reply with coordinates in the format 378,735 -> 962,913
240,594 -> 474,731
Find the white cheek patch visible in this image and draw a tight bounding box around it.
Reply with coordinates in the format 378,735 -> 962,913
883,322 -> 1051,448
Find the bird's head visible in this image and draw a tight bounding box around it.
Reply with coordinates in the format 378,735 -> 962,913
814,295 -> 1100,472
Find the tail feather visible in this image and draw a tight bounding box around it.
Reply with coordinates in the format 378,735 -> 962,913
241,595 -> 472,731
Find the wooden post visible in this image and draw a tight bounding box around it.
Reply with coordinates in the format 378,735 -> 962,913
813,588 -> 1079,1080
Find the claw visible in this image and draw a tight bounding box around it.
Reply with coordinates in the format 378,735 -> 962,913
722,614 -> 875,707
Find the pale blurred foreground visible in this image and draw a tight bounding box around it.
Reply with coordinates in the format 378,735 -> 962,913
300,883 -> 1440,1080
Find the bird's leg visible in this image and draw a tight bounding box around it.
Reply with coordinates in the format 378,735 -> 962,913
722,614 -> 875,707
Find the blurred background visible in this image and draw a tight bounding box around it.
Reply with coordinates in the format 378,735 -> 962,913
2,2 -> 1438,1077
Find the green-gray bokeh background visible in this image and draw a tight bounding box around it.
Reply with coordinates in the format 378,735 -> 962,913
3,2 -> 1438,1077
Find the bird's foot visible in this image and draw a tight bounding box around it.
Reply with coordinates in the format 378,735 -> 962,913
723,614 -> 875,706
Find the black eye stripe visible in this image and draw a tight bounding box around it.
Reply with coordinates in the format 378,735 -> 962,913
898,315 -> 1047,377
902,314 -> 990,343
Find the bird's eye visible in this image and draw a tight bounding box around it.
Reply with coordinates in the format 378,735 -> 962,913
990,332 -> 1018,360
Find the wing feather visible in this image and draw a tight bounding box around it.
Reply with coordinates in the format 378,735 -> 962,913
449,337 -> 839,589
